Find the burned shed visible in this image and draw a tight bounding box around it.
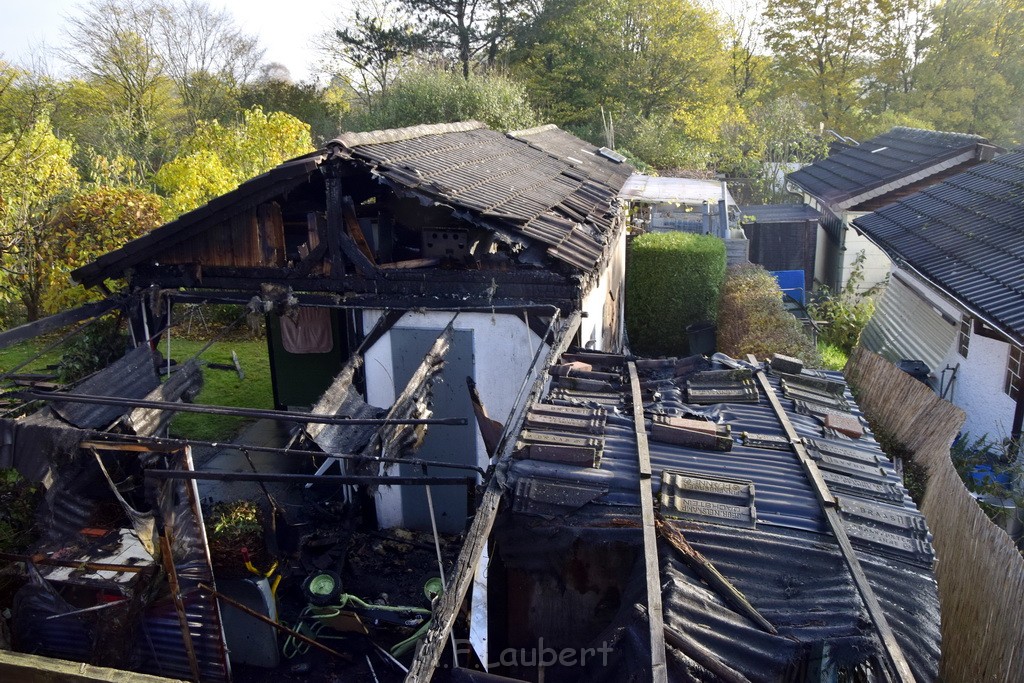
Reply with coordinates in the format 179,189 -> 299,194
478,352 -> 940,682
68,121 -> 632,532
0,121 -> 634,680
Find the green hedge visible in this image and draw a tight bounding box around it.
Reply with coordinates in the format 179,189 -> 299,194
626,231 -> 726,356
716,264 -> 819,364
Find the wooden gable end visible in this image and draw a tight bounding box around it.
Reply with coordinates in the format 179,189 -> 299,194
159,202 -> 286,268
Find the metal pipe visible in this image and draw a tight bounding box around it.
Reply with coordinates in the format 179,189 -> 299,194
79,432 -> 487,476
16,390 -> 466,427
145,470 -> 476,487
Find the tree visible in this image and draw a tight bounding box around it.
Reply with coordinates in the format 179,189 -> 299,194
863,0 -> 932,116
512,0 -> 732,168
0,117 -> 80,321
153,0 -> 265,128
908,0 -> 1024,143
764,0 -> 874,132
43,187 -> 164,313
61,0 -> 174,174
717,0 -> 772,102
320,0 -> 425,107
240,79 -> 348,144
398,0 -> 529,78
343,67 -> 537,132
154,106 -> 314,218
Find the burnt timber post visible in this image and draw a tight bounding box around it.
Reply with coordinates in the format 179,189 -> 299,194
322,157 -> 347,276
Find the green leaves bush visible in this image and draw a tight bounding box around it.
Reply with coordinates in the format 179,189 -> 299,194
717,263 -> 819,364
626,231 -> 726,356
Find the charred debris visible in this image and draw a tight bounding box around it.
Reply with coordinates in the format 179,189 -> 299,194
0,120 -> 942,683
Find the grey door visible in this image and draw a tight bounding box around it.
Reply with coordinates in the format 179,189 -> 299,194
391,327 -> 476,533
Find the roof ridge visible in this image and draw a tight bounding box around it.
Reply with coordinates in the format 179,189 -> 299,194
508,123 -> 559,138
330,120 -> 488,149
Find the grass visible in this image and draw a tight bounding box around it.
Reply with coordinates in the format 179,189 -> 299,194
817,341 -> 849,371
0,335 -> 273,443
165,338 -> 273,442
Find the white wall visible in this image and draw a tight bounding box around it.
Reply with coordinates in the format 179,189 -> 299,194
362,310 -> 549,528
938,323 -> 1018,442
902,272 -> 1018,441
841,213 -> 892,293
580,228 -> 626,352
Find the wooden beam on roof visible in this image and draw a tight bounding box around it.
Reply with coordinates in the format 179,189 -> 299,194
0,297 -> 120,350
406,309 -> 581,682
627,361 -> 669,683
747,355 -> 916,683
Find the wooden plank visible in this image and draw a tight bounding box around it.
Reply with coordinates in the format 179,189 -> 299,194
627,361 -> 668,683
0,298 -> 119,350
406,310 -> 580,682
257,202 -> 285,266
746,355 -> 916,683
341,197 -> 376,265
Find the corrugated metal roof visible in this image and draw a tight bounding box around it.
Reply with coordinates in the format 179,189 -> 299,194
853,150 -> 1024,345
620,174 -> 738,210
503,353 -> 940,679
739,203 -> 820,223
337,124 -> 627,272
787,127 -> 989,207
509,125 -> 634,189
51,345 -> 162,429
861,272 -> 958,370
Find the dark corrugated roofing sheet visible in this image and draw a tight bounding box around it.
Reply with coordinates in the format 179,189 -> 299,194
509,124 -> 634,189
337,124 -> 626,272
51,345 -> 161,429
853,149 -> 1024,344
504,353 -> 940,680
787,127 -> 987,207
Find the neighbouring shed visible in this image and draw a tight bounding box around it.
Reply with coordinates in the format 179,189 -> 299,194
787,127 -> 999,291
854,148 -> 1024,442
740,203 -> 819,296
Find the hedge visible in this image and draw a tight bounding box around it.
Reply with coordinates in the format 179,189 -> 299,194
716,263 -> 819,364
625,231 -> 726,356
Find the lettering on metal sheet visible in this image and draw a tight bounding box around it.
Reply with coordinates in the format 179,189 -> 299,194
659,469 -> 756,528
807,439 -> 879,464
519,430 -> 602,449
530,403 -> 604,418
820,471 -> 902,502
665,473 -> 750,498
845,521 -> 930,555
525,413 -> 603,434
819,455 -> 885,476
667,497 -> 753,523
837,496 -> 925,531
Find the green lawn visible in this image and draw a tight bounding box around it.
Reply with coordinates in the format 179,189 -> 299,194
166,338 -> 273,442
0,336 -> 273,443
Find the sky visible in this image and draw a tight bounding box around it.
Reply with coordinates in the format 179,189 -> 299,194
0,0 -> 353,83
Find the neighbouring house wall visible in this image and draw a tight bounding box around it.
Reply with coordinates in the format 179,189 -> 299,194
841,213 -> 892,292
580,229 -> 626,352
865,267 -> 1018,441
937,318 -> 1018,441
814,224 -> 831,288
363,310 -> 549,529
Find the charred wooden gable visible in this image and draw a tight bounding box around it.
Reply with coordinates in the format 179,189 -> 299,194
72,122 -> 631,310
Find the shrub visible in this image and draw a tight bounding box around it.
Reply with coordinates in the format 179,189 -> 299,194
626,231 -> 726,356
818,342 -> 849,371
57,315 -> 129,383
717,263 -> 819,364
808,251 -> 880,353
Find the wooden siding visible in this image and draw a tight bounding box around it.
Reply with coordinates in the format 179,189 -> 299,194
160,202 -> 285,268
